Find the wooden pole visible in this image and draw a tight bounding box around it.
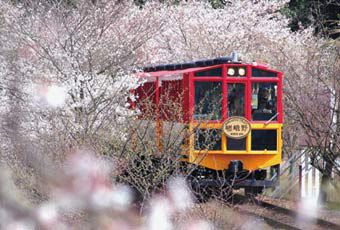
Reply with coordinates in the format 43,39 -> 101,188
304,152 -> 308,197
299,164 -> 302,199
155,77 -> 163,152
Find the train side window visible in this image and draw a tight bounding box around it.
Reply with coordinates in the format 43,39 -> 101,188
228,83 -> 245,117
194,82 -> 222,120
251,130 -> 277,150
195,68 -> 222,77
251,83 -> 277,121
252,68 -> 277,77
194,129 -> 222,150
227,137 -> 246,150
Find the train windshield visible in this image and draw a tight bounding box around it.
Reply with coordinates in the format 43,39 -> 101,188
194,82 -> 222,120
251,83 -> 277,121
228,83 -> 245,117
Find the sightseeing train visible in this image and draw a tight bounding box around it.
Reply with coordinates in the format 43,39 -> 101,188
132,53 -> 283,199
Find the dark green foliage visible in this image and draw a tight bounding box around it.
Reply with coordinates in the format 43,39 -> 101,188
282,0 -> 312,31
284,0 -> 340,38
208,0 -> 226,9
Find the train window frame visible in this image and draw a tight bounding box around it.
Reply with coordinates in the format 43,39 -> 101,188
227,83 -> 246,117
194,128 -> 222,151
191,64 -> 282,124
225,65 -> 249,121
251,67 -> 278,78
194,67 -> 223,77
193,80 -> 223,121
249,66 -> 282,123
251,129 -> 278,151
226,137 -> 247,151
251,82 -> 278,122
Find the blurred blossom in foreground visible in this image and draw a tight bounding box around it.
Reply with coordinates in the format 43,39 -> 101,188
37,203 -> 58,224
147,177 -> 194,230
40,150 -> 134,228
45,85 -> 67,107
168,177 -> 193,211
6,220 -> 35,230
35,84 -> 67,107
1,152 -> 212,229
91,185 -> 132,210
148,197 -> 172,230
54,150 -> 123,210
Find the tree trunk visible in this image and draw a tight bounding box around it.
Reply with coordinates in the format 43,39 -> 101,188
318,161 -> 333,204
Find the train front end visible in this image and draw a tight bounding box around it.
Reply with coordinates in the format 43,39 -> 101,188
184,61 -> 283,194
137,56 -> 283,196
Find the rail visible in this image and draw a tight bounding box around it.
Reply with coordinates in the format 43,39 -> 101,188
231,194 -> 340,229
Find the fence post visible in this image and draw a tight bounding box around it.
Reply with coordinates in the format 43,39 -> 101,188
299,164 -> 302,199
304,152 -> 309,197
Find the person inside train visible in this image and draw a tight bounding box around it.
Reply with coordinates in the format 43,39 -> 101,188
252,84 -> 276,120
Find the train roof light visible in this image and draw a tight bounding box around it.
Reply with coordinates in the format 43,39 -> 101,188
238,67 -> 246,76
227,68 -> 235,76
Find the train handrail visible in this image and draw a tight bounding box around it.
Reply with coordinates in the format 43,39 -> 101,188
265,112 -> 279,125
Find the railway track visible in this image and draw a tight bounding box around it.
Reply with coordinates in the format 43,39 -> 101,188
234,207 -> 301,230
229,194 -> 340,229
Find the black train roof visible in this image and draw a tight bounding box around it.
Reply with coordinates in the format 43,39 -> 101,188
143,56 -> 241,72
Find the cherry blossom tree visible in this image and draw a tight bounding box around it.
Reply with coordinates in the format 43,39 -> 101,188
0,0 -> 167,202
1,0 -> 340,227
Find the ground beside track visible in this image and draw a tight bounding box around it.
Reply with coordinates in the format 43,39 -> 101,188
230,193 -> 340,229
173,193 -> 340,229
256,194 -> 340,225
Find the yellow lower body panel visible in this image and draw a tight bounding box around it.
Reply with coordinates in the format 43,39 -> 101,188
188,153 -> 281,171
187,122 -> 283,171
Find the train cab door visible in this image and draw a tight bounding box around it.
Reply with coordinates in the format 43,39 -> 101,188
226,82 -> 247,151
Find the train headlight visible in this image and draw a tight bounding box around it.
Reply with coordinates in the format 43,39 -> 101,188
227,68 -> 235,76
238,67 -> 246,76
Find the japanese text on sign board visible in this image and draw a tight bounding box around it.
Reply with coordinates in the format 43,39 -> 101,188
223,117 -> 251,139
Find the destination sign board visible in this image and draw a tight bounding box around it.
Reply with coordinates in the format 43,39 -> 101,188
222,117 -> 251,139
